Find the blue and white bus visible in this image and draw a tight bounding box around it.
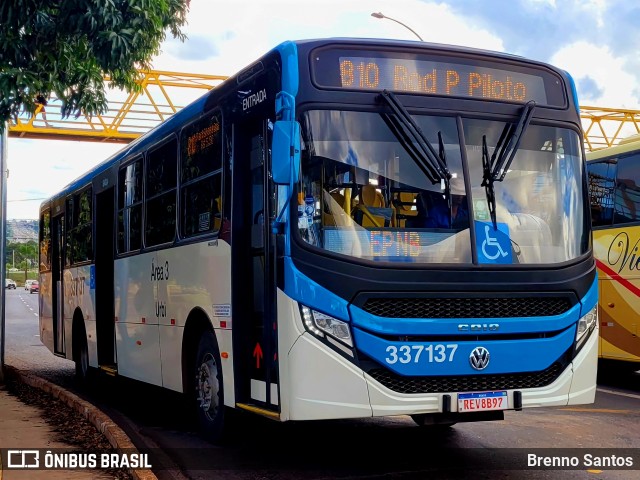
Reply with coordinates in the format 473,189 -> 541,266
39,38 -> 598,442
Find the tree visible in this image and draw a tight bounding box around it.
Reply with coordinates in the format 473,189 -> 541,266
5,241 -> 38,270
0,0 -> 190,129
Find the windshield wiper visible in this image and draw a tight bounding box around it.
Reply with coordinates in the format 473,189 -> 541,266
491,100 -> 536,182
482,135 -> 498,230
481,100 -> 536,229
378,90 -> 451,189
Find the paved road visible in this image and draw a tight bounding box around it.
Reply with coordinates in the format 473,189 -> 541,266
3,287 -> 75,379
3,288 -> 640,479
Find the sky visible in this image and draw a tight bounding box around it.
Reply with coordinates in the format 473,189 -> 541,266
7,0 -> 640,219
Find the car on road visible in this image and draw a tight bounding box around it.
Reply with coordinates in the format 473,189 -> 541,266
28,280 -> 39,294
25,279 -> 36,291
5,279 -> 16,289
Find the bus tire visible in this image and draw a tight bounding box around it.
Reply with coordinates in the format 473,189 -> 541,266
194,330 -> 228,443
73,322 -> 92,383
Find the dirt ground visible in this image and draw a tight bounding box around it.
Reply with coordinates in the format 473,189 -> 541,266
6,377 -> 133,480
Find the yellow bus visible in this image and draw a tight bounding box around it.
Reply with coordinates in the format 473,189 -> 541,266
587,134 -> 640,373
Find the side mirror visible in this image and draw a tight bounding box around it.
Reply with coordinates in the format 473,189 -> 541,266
272,120 -> 300,185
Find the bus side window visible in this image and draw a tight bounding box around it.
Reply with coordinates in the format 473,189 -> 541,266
117,158 -> 143,253
587,159 -> 616,227
180,113 -> 223,238
65,188 -> 93,265
613,154 -> 640,225
145,138 -> 177,246
40,210 -> 52,271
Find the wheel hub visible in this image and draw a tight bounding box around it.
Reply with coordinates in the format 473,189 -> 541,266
196,353 -> 219,418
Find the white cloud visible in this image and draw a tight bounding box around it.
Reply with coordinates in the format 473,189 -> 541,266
154,0 -> 505,75
6,139 -> 120,219
550,41 -> 639,109
8,0 -> 508,220
5,0 -> 638,219
527,0 -> 557,4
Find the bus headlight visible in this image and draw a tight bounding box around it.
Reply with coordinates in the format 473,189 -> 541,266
575,305 -> 598,351
300,305 -> 353,347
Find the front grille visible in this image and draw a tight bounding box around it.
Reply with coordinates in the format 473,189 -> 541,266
368,362 -> 564,394
362,297 -> 571,318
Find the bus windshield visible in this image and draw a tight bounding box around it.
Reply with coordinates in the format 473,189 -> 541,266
298,109 -> 588,264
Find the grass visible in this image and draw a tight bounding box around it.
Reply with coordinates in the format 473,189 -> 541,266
6,271 -> 38,287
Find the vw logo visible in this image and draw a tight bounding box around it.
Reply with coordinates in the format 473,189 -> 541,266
469,346 -> 490,370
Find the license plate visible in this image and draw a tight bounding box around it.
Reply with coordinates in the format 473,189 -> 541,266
458,391 -> 508,412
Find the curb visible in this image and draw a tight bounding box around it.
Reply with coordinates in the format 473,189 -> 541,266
5,366 -> 158,480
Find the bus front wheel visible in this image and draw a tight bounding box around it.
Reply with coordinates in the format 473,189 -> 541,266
194,330 -> 228,443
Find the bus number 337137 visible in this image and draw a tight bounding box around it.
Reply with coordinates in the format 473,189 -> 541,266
385,344 -> 458,364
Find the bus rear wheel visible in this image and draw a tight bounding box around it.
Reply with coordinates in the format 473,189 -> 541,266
73,323 -> 92,383
194,330 -> 228,443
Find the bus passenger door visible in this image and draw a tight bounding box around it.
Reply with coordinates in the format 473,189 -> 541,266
232,117 -> 279,413
51,213 -> 65,355
95,187 -> 116,367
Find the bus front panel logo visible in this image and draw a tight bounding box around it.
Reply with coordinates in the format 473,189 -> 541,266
469,346 -> 490,370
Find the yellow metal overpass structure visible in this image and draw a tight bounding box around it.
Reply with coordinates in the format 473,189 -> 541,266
8,70 -> 227,144
7,71 -> 640,152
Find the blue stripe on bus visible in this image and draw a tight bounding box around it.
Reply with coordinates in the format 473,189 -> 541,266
275,42 -> 298,258
283,257 -> 350,321
354,325 -> 575,376
579,275 -> 598,316
276,41 -> 299,97
564,69 -> 580,114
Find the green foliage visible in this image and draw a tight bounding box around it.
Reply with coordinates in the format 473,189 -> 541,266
0,0 -> 189,128
5,240 -> 38,271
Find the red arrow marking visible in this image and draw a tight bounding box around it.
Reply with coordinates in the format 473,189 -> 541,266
253,343 -> 263,369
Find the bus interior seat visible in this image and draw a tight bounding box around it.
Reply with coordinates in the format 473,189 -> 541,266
330,191 -> 346,208
360,184 -> 385,207
323,192 -> 337,227
394,192 -> 418,226
355,185 -> 393,227
323,190 -> 346,226
322,190 -> 350,226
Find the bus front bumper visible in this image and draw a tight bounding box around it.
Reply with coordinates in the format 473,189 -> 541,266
284,325 -> 598,421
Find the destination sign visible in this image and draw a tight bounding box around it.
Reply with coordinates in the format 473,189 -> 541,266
324,228 -> 455,260
186,121 -> 219,157
311,46 -> 567,105
338,56 -> 548,103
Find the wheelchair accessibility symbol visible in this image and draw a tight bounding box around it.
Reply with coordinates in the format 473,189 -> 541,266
475,221 -> 512,264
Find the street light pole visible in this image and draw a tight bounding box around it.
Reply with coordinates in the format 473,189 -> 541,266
371,12 -> 423,41
0,125 -> 7,382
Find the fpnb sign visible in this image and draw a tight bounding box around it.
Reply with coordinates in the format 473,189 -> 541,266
8,449 -> 40,468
